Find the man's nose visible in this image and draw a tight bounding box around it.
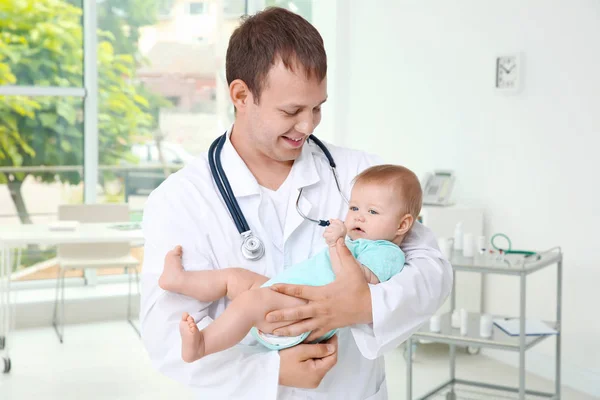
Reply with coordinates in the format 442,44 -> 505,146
295,115 -> 315,135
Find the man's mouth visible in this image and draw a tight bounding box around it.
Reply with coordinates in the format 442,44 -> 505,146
282,135 -> 305,148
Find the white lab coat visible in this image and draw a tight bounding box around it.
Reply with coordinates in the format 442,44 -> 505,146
140,130 -> 452,400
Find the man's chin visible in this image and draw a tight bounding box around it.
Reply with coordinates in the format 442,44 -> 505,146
274,148 -> 302,162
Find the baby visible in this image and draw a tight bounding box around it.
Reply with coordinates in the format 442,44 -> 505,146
158,164 -> 423,363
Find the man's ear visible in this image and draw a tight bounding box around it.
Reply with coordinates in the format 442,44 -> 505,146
396,214 -> 414,236
229,79 -> 251,112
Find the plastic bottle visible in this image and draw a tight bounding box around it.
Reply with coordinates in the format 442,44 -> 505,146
453,221 -> 463,251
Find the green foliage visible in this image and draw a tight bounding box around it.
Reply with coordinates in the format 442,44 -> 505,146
0,0 -> 157,187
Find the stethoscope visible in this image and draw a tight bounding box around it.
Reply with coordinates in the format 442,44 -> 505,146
208,132 -> 349,261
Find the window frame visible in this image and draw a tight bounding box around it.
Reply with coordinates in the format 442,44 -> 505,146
187,1 -> 206,15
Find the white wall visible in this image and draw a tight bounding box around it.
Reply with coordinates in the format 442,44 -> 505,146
339,0 -> 600,396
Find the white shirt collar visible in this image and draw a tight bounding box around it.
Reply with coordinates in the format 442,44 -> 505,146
219,125 -> 321,198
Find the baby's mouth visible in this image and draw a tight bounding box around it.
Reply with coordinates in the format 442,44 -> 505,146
352,227 -> 365,233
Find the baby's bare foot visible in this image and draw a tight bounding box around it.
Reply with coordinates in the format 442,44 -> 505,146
159,246 -> 185,292
179,312 -> 205,363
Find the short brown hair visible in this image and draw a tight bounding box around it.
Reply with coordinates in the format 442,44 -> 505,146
226,7 -> 327,101
354,165 -> 423,219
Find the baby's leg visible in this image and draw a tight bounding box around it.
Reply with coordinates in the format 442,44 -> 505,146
180,312 -> 205,362
181,287 -> 307,361
159,246 -> 268,301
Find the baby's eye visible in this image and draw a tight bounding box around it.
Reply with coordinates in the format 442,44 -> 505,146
368,209 -> 378,215
349,206 -> 358,211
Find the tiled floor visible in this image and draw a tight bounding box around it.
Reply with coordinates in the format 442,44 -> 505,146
0,321 -> 596,399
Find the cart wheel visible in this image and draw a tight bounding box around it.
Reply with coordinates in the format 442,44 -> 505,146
3,357 -> 10,373
403,343 -> 417,361
445,391 -> 457,400
467,346 -> 480,355
0,336 -> 5,350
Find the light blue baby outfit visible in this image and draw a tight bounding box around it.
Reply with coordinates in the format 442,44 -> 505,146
250,238 -> 405,350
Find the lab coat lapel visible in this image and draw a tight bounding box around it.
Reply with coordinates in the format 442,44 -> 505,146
283,142 -> 321,245
220,128 -> 285,254
259,192 -> 285,252
217,129 -> 263,256
219,129 -> 260,198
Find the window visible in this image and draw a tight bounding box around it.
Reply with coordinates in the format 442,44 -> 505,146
265,0 -> 312,22
0,0 -> 85,282
1,0 -> 321,283
0,95 -> 85,280
188,2 -> 206,15
223,0 -> 246,17
158,0 -> 174,19
99,0 -> 219,213
0,0 -> 84,87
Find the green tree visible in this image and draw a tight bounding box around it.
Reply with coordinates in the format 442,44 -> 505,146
0,0 -> 154,224
66,0 -> 172,127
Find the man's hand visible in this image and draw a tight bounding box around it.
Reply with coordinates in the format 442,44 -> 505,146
323,219 -> 347,247
279,335 -> 338,388
266,238 -> 373,341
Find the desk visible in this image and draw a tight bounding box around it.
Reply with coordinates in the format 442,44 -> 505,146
0,222 -> 144,373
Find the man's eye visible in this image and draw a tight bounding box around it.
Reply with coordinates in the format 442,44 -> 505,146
284,110 -> 299,116
368,210 -> 378,215
313,107 -> 321,113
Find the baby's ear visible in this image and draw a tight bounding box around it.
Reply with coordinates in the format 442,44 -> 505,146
396,214 -> 414,236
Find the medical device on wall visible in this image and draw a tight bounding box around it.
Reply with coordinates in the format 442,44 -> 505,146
422,170 -> 455,206
208,133 -> 349,261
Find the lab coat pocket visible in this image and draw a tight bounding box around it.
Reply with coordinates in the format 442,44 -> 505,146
364,377 -> 387,400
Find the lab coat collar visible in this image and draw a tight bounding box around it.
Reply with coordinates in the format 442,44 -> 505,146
219,126 -> 261,198
288,137 -> 321,191
283,137 -> 322,244
220,125 -> 321,198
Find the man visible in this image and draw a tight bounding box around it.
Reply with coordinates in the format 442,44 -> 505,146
140,7 -> 452,399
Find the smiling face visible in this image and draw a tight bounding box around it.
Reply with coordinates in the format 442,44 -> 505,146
242,59 -> 328,163
345,181 -> 407,242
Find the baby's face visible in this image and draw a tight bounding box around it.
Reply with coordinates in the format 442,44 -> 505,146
344,182 -> 404,242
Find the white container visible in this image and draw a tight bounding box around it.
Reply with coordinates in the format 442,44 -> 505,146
460,308 -> 469,336
438,237 -> 453,260
463,232 -> 474,257
451,310 -> 460,329
453,222 -> 463,250
429,315 -> 441,332
478,235 -> 487,254
480,314 -> 493,338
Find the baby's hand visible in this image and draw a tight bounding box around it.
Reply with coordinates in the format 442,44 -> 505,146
323,219 -> 347,247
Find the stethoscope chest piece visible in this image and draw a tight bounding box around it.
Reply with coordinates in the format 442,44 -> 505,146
241,231 -> 265,261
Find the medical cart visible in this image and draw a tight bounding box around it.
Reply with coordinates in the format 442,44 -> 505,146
405,248 -> 562,400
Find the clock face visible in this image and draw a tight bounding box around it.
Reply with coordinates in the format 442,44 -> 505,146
496,56 -> 518,89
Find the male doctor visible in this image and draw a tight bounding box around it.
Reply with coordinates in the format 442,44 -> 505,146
140,7 -> 452,400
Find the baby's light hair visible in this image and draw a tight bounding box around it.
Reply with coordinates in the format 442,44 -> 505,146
353,164 -> 423,219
